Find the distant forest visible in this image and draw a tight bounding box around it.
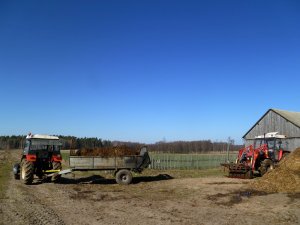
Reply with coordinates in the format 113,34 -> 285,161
0,135 -> 243,153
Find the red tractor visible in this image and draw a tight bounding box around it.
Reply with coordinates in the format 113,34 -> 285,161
13,134 -> 63,184
221,132 -> 290,178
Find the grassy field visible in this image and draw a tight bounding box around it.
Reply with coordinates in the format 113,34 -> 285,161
0,150 -> 13,199
149,152 -> 237,169
61,150 -> 70,161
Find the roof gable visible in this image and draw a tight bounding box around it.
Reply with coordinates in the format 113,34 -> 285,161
243,108 -> 300,138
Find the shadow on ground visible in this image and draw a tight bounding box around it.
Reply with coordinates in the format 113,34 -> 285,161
132,174 -> 173,184
56,173 -> 173,185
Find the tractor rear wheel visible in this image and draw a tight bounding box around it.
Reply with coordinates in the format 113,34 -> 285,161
51,161 -> 62,183
259,159 -> 274,176
21,160 -> 34,185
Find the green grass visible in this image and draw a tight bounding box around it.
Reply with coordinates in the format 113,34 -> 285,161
61,150 -> 70,161
149,152 -> 237,169
0,151 -> 13,199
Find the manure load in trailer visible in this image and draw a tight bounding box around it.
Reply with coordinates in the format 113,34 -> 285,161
70,145 -> 141,157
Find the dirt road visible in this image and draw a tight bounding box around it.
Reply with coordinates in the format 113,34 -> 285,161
0,150 -> 299,225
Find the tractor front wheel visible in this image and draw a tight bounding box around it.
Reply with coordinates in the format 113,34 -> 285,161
13,163 -> 20,180
245,170 -> 253,179
259,159 -> 274,176
51,161 -> 62,183
21,160 -> 34,185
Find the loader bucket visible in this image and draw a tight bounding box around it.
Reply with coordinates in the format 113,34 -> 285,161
221,163 -> 253,179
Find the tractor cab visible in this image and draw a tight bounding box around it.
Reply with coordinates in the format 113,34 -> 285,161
24,134 -> 62,161
254,132 -> 288,161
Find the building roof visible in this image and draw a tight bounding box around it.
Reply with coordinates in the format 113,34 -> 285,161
243,109 -> 300,138
272,109 -> 300,128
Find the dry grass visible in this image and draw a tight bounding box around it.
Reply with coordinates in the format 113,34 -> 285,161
139,168 -> 224,178
0,150 -> 13,199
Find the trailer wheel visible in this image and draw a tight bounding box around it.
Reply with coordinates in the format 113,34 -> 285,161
259,159 -> 274,176
51,162 -> 62,183
115,169 -> 132,185
21,160 -> 34,185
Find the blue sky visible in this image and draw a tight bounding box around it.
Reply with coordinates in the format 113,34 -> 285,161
0,1 -> 299,144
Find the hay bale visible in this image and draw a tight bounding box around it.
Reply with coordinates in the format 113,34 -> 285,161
250,148 -> 300,193
70,145 -> 141,157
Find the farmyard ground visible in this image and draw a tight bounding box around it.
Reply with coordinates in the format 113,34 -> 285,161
0,150 -> 299,225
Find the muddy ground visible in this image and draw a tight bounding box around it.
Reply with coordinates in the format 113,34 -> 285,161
0,150 -> 299,225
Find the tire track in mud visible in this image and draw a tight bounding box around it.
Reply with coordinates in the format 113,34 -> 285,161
0,150 -> 65,225
8,193 -> 65,225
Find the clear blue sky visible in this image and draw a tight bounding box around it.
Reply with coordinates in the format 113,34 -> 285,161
0,1 -> 299,144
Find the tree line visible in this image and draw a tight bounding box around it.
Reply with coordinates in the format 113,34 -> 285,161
0,135 -> 111,150
0,135 -> 242,153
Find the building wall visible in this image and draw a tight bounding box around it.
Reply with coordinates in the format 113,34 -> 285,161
244,110 -> 300,151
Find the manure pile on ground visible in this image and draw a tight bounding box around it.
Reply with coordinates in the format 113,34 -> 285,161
70,145 -> 141,157
250,148 -> 300,193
